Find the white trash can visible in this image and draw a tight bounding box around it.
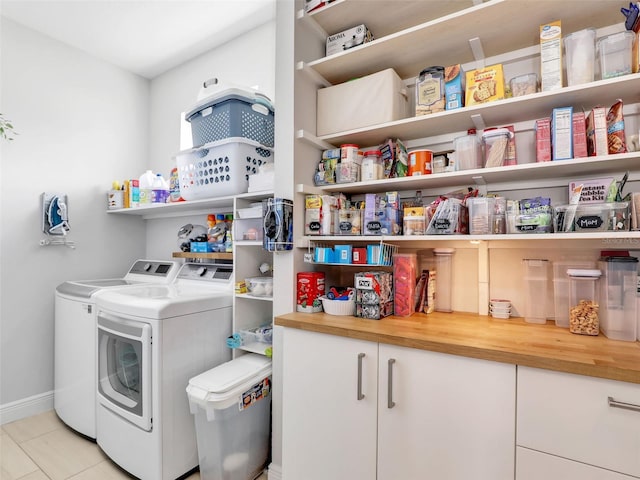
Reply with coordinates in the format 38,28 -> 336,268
187,354 -> 272,480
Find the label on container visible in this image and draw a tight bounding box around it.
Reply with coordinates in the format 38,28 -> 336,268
239,377 -> 270,411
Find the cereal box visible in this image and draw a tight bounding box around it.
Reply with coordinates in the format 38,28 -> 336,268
540,20 -> 563,91
465,64 -> 505,106
586,107 -> 608,157
444,64 -> 464,110
572,112 -> 588,158
535,118 -> 551,162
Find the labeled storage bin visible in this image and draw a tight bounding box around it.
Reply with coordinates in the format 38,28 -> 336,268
317,68 -> 409,136
568,269 -> 601,335
185,88 -> 275,147
175,138 -> 273,201
187,354 -> 272,480
523,259 -> 549,324
598,256 -> 638,341
554,202 -> 630,232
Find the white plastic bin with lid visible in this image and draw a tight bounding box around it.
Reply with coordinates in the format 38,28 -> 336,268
523,259 -> 549,324
186,354 -> 272,480
598,256 -> 638,341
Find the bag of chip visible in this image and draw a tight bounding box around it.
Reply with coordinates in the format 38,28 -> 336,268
607,99 -> 627,154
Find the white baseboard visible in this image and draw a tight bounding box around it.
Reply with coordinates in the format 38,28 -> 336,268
268,462 -> 282,480
0,390 -> 54,425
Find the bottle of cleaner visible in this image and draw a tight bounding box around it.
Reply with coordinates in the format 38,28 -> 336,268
169,167 -> 183,202
139,170 -> 155,204
152,173 -> 169,203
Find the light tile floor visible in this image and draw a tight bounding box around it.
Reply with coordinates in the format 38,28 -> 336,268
1,410 -> 268,480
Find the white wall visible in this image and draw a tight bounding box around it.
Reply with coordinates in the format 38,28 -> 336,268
0,18 -> 148,414
145,20 -> 276,260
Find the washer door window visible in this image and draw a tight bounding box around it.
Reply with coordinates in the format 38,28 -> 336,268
97,313 -> 152,431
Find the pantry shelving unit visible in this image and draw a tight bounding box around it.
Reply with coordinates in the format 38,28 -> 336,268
108,189 -> 275,358
286,0 -> 640,317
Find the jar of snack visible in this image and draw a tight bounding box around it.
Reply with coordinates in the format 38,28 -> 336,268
360,150 -> 383,181
415,66 -> 445,115
567,269 -> 601,335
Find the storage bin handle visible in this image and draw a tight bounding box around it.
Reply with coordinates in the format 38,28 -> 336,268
357,353 -> 365,400
608,396 -> 640,413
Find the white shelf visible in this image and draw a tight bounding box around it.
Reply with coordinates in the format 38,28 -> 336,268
236,293 -> 274,302
306,0 -> 625,85
107,190 -> 273,219
235,240 -> 264,247
298,152 -> 640,196
311,74 -> 640,147
236,342 -> 272,356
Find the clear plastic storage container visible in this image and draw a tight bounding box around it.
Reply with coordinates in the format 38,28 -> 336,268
598,256 -> 638,341
564,28 -> 596,85
453,129 -> 481,170
523,259 -> 549,324
598,31 -> 635,79
552,260 -> 596,327
481,128 -> 513,168
568,269 -> 601,335
434,248 -> 455,312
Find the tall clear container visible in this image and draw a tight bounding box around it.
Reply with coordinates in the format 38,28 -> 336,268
453,129 -> 481,170
568,269 -> 601,335
434,248 -> 455,312
523,259 -> 549,324
564,28 -> 596,86
598,256 -> 638,341
552,259 -> 595,327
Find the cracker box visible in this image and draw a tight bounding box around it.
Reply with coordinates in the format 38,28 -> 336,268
540,20 -> 563,91
326,24 -> 374,57
552,106 -> 573,160
465,64 -> 505,106
572,112 -> 588,158
535,118 -> 551,162
444,64 -> 464,110
586,107 -> 608,157
355,271 -> 394,320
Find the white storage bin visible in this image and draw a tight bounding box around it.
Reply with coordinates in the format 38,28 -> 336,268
187,354 -> 272,480
316,68 -> 409,136
175,138 -> 273,201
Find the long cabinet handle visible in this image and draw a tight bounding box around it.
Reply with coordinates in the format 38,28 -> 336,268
387,358 -> 396,409
357,353 -> 365,401
608,396 -> 640,413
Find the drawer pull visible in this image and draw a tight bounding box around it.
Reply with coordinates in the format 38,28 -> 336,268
357,353 -> 365,401
608,396 -> 640,413
388,358 -> 396,409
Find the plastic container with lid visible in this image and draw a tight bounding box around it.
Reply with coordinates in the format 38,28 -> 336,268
454,129 -> 481,170
509,73 -> 538,97
523,259 -> 549,324
152,173 -> 169,203
598,256 -> 638,341
552,259 -> 596,327
434,248 -> 455,313
186,354 -> 272,480
598,31 -> 635,79
408,149 -> 433,176
415,66 -> 445,115
564,28 -> 597,86
568,268 -> 601,335
360,150 -> 383,181
482,128 -> 514,168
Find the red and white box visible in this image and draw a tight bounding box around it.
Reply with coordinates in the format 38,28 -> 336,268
572,112 -> 588,158
535,118 -> 551,162
586,107 -> 608,157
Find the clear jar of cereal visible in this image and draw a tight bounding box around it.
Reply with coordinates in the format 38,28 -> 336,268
567,269 -> 601,335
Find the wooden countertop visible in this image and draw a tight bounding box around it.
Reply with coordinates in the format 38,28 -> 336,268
275,312 -> 640,385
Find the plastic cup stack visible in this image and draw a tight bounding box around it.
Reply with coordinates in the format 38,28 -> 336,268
490,299 -> 511,319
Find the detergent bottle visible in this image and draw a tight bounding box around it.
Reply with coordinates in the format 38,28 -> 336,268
139,170 -> 155,204
152,173 -> 169,203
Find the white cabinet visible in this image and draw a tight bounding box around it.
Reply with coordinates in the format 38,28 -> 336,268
516,447 -> 638,480
281,327 -> 378,480
281,327 -> 516,480
517,366 -> 640,478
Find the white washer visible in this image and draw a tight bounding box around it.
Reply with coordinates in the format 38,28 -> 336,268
54,260 -> 179,440
95,262 -> 234,480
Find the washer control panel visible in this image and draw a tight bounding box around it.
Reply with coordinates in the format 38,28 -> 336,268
177,262 -> 233,284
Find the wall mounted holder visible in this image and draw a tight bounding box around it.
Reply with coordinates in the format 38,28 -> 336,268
40,192 -> 75,248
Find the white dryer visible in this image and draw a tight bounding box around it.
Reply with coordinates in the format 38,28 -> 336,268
54,260 -> 179,440
94,261 -> 234,480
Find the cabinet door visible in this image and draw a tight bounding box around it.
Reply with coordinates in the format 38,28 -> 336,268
377,344 -> 516,480
517,447 -> 637,480
517,366 -> 640,477
281,328 -> 378,480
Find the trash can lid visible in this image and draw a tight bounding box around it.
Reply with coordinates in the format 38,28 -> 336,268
187,354 -> 272,404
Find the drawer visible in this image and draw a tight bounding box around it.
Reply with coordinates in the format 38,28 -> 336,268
517,367 -> 640,477
517,447 -> 638,479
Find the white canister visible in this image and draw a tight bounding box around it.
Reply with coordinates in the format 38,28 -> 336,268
360,150 -> 383,181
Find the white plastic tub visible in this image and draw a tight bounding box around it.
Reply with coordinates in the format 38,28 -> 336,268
187,354 -> 272,480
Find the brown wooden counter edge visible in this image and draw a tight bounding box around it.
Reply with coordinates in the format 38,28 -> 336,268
275,311 -> 640,385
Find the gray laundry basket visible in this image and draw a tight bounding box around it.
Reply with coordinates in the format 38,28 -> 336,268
187,354 -> 272,480
185,87 -> 275,148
